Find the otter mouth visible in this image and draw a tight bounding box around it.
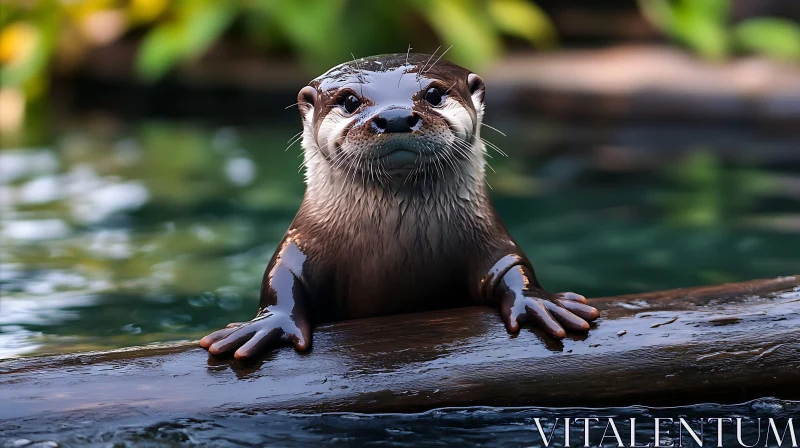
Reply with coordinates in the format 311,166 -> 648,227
373,147 -> 424,174
381,148 -> 419,163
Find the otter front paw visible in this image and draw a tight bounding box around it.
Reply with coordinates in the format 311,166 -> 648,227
199,311 -> 310,359
501,289 -> 600,339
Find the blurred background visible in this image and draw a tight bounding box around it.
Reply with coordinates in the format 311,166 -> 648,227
1,0 -> 799,358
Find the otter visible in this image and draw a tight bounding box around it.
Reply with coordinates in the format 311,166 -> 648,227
200,53 -> 599,359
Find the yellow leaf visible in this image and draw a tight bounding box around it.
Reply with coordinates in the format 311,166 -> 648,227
129,0 -> 169,23
0,22 -> 39,66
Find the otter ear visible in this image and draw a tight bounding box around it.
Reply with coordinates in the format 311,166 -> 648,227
297,86 -> 317,121
467,73 -> 485,106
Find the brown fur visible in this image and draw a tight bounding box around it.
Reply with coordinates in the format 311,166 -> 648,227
275,54 -> 519,322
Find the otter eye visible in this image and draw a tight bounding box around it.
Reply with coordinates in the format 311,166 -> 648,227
342,94 -> 361,114
425,87 -> 444,106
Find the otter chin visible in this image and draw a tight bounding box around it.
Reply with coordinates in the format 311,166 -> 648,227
200,53 -> 600,360
379,147 -> 420,170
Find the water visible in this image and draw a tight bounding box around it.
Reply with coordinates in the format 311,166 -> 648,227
1,398 -> 797,447
1,118 -> 799,446
1,118 -> 799,357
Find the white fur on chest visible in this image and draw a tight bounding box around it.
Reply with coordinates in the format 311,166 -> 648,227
304,154 -> 489,258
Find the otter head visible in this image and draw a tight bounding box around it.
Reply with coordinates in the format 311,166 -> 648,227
297,53 -> 486,188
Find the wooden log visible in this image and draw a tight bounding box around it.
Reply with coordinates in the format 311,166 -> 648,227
1,275 -> 798,423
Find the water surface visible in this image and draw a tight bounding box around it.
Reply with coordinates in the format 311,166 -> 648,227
1,117 -> 799,357
1,399 -> 796,447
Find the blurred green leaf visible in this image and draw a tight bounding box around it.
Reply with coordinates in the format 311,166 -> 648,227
637,0 -> 730,60
253,0 -> 345,73
136,24 -> 182,81
410,0 -> 500,70
136,0 -> 235,81
4,0 -> 566,111
0,23 -> 45,87
0,5 -> 59,93
636,0 -> 675,32
488,0 -> 558,48
638,0 -> 800,62
181,1 -> 235,56
691,0 -> 728,24
734,18 -> 800,61
673,9 -> 729,60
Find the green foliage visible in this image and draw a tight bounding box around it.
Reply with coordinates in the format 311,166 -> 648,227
0,1 -> 59,98
2,0 -> 559,98
638,0 -> 730,60
239,0 -> 558,73
409,0 -> 556,69
251,0 -> 348,72
3,0 -> 799,118
734,18 -> 800,61
638,0 -> 800,61
137,0 -> 236,80
488,0 -> 557,49
412,0 -> 501,68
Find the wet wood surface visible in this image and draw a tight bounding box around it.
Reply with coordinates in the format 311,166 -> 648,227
1,275 -> 798,422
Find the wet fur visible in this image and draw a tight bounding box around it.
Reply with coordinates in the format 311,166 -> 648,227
280,54 -> 517,321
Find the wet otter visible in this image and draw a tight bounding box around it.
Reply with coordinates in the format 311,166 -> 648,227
200,53 -> 600,359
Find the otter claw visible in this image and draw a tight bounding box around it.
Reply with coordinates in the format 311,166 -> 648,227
502,287 -> 599,339
542,299 -> 591,332
524,297 -> 566,339
199,325 -> 239,348
201,312 -> 311,359
558,292 -> 587,304
554,292 -> 599,321
559,299 -> 600,321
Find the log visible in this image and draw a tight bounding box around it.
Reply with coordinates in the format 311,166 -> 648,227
1,276 -> 798,423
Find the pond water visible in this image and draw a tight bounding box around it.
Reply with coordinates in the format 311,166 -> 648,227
1,116 -> 799,357
2,398 -> 798,447
1,116 -> 799,446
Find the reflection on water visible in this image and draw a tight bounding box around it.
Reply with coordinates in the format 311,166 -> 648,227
1,398 -> 796,447
1,120 -> 799,357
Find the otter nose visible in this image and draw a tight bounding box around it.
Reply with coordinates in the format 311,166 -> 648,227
372,109 -> 421,133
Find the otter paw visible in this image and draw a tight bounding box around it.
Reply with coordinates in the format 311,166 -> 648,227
556,292 -> 600,322
501,289 -> 600,339
199,312 -> 310,359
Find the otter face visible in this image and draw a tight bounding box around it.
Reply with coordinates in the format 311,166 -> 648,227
297,53 -> 486,184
